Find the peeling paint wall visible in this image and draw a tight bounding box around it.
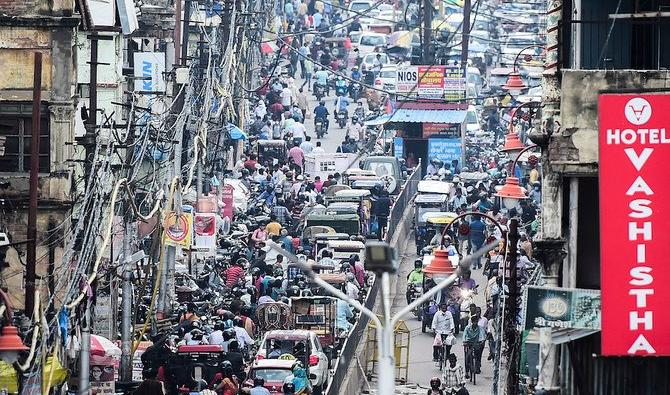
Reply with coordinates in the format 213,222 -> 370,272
556,69 -> 670,172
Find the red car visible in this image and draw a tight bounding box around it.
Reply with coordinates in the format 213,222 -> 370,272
245,359 -> 305,394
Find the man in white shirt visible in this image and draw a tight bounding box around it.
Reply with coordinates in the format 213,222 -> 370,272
281,84 -> 292,110
291,121 -> 307,142
345,273 -> 360,300
209,322 -> 225,345
233,319 -> 254,349
311,141 -> 325,153
431,303 -> 455,362
300,136 -> 314,154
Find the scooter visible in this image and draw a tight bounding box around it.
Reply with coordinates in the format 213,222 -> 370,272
349,82 -> 362,100
407,283 -> 424,320
314,83 -> 326,101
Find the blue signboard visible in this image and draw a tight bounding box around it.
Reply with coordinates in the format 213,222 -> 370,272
393,137 -> 404,159
427,138 -> 462,164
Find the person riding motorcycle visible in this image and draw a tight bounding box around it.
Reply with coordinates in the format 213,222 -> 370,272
314,67 -> 329,95
346,116 -> 364,142
334,94 -> 350,123
313,99 -> 330,132
351,66 -> 361,81
354,101 -> 365,120
406,259 -> 424,304
335,76 -> 347,96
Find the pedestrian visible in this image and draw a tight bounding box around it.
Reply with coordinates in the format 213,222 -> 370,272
300,135 -> 314,154
442,354 -> 467,395
372,190 -> 391,240
288,141 -> 305,170
431,303 -> 455,362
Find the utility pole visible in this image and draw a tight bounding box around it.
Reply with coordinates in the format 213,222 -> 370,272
461,0 -> 471,72
422,0 -> 433,63
498,218 -> 520,394
78,299 -> 91,395
159,0 -> 190,318
119,219 -> 133,381
26,52 -> 42,314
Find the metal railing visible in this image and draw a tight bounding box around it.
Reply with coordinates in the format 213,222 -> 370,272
326,163 -> 422,395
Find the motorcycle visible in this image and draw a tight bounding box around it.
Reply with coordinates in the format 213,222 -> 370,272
336,110 -> 348,129
335,83 -> 348,97
407,283 -> 424,320
349,82 -> 362,100
315,118 -> 326,138
314,83 -> 326,100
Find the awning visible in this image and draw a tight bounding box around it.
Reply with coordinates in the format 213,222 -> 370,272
525,328 -> 599,345
365,109 -> 467,126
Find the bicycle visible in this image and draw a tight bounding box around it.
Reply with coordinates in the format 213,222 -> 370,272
437,336 -> 452,371
463,342 -> 477,385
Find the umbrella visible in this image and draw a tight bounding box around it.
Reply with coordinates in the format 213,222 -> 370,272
387,31 -> 414,49
261,41 -> 278,54
90,335 -> 121,358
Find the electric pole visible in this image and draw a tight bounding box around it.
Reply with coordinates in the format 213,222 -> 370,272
461,0 -> 471,72
26,52 -> 42,314
498,217 -> 520,394
422,0 -> 433,63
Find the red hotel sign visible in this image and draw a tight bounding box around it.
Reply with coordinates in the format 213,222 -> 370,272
599,94 -> 670,356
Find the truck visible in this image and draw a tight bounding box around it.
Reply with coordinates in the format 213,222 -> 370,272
304,153 -> 360,181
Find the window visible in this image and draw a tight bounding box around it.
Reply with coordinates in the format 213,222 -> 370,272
0,103 -> 50,173
360,35 -> 385,46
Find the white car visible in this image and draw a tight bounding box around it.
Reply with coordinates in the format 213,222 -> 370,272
256,330 -> 330,390
374,65 -> 397,93
348,0 -> 373,15
360,52 -> 389,73
465,105 -> 481,135
352,32 -> 387,54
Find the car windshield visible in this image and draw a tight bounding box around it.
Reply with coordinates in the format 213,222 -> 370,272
351,2 -> 371,12
361,35 -> 385,46
251,368 -> 293,382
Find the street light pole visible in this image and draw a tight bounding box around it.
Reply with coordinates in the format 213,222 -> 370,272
267,239 -> 499,395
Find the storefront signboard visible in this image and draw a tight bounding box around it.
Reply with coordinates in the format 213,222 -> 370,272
599,93 -> 670,355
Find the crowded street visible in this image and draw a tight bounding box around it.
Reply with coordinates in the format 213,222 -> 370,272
2,0 -> 662,394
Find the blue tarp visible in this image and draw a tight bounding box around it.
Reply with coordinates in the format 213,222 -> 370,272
227,123 -> 247,140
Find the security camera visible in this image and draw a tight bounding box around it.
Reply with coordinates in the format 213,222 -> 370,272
364,241 -> 397,274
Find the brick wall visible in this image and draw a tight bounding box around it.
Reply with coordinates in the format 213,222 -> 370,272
0,0 -> 38,15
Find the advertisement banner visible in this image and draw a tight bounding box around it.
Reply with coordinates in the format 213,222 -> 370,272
599,93 -> 670,356
395,66 -> 418,94
427,138 -> 461,164
163,211 -> 193,248
417,66 -> 445,99
221,184 -> 235,221
393,137 -> 404,159
444,67 -> 466,101
523,286 -> 601,330
193,212 -> 217,251
423,123 -> 459,138
133,52 -> 166,92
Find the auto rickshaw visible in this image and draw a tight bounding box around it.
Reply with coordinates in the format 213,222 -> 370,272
325,188 -> 371,205
314,233 -> 352,258
342,169 -> 377,186
413,194 -> 450,254
257,140 -> 287,165
324,202 -> 359,215
167,345 -> 227,391
419,212 -> 458,251
323,239 -> 365,264
417,180 -> 453,195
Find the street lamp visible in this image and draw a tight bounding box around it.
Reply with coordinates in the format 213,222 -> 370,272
503,45 -> 545,97
0,289 -> 28,364
267,239 -> 499,395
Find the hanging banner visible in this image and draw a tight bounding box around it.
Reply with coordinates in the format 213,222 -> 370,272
599,93 -> 670,356
193,212 -> 217,251
427,138 -> 462,164
393,137 -> 404,159
163,211 -> 193,248
522,286 -> 601,330
395,65 -> 466,101
221,184 -> 235,221
133,52 -> 166,92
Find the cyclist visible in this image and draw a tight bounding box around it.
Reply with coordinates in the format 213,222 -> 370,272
442,354 -> 468,395
431,303 -> 455,364
462,316 -> 485,378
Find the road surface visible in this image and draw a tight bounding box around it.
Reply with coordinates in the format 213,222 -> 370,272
391,238 -> 496,395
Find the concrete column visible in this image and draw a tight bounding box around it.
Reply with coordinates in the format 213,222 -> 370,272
533,239 -> 567,394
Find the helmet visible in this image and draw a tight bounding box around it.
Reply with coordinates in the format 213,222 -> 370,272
352,116 -> 358,122
430,377 -> 441,389
319,99 -> 326,106
253,377 -> 265,387
221,360 -> 233,374
414,259 -> 422,269
283,382 -> 296,392
233,317 -> 244,327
